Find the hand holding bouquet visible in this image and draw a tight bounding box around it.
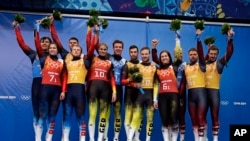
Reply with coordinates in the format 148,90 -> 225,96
39,10 -> 63,29
194,19 -> 205,37
128,66 -> 144,94
86,9 -> 108,33
204,36 -> 216,48
221,23 -> 234,40
12,13 -> 26,27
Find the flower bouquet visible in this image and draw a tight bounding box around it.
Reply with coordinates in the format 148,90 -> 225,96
128,66 -> 144,94
204,36 -> 216,47
86,9 -> 108,32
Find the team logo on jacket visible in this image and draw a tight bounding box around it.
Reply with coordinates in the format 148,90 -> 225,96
68,60 -> 82,67
206,63 -> 216,72
141,66 -> 155,73
186,65 -> 197,72
96,60 -> 109,66
158,69 -> 170,76
48,61 -> 59,69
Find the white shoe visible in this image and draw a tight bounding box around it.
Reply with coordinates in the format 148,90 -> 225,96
79,136 -> 85,141
179,133 -> 185,141
193,128 -> 199,141
171,131 -> 178,141
162,127 -> 169,141
213,135 -> 218,141
61,128 -> 70,141
36,126 -> 43,141
127,128 -> 136,141
198,136 -> 205,141
45,133 -> 53,141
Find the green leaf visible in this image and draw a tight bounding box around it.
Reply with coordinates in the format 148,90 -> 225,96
40,18 -> 51,29
89,9 -> 100,17
53,10 -> 63,21
86,9 -> 109,30
100,18 -> 108,29
221,23 -> 231,35
170,19 -> 182,31
86,17 -> 98,27
204,36 -> 216,45
128,66 -> 140,74
14,13 -> 26,23
194,20 -> 205,30
132,72 -> 143,82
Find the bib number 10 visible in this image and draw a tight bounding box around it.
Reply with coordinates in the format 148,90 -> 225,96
95,71 -> 106,78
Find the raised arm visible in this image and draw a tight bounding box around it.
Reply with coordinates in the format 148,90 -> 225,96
152,49 -> 160,64
85,30 -> 99,60
34,29 -> 44,58
197,38 -> 206,66
14,26 -> 35,56
86,27 -> 92,52
50,20 -> 69,59
219,33 -> 234,65
205,49 -> 209,61
151,39 -> 160,64
50,21 -> 63,49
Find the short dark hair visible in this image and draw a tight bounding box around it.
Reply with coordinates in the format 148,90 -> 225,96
188,47 -> 197,53
129,45 -> 138,52
140,47 -> 150,53
112,40 -> 124,48
208,45 -> 219,54
69,37 -> 79,43
40,36 -> 52,43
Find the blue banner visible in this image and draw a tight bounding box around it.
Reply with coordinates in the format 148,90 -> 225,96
1,0 -> 250,20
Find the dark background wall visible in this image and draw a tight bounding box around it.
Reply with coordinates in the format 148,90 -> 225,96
1,0 -> 250,21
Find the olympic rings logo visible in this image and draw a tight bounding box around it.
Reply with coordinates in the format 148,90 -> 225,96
141,66 -> 155,73
20,95 -> 31,101
49,62 -> 59,68
220,100 -> 229,105
112,59 -> 125,68
97,60 -> 109,66
159,69 -> 170,76
206,64 -> 215,72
